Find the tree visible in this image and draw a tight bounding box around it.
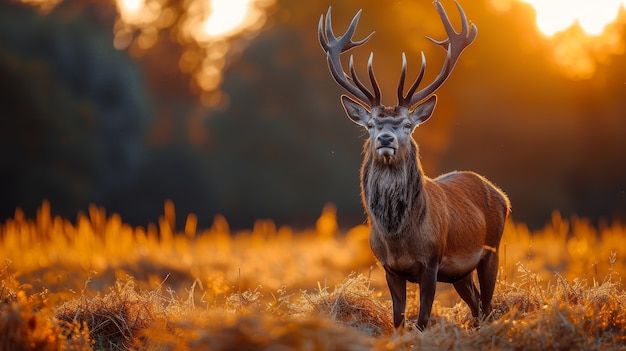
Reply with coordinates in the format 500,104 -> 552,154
0,3 -> 150,220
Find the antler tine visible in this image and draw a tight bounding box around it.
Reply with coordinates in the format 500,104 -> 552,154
319,7 -> 380,108
318,13 -> 330,52
398,53 -> 407,103
349,55 -> 375,104
398,52 -> 426,107
400,0 -> 478,108
367,53 -> 381,105
339,10 -> 374,52
348,53 -> 382,106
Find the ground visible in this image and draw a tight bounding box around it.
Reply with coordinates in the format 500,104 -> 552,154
1,202 -> 625,350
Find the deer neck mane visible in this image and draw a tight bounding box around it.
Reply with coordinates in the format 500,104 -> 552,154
362,140 -> 425,235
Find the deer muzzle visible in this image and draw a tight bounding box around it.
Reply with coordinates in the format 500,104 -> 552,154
376,133 -> 397,157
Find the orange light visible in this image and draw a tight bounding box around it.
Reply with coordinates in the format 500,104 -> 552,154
518,0 -> 625,36
491,0 -> 626,80
117,0 -> 144,24
187,0 -> 274,106
203,0 -> 254,38
18,0 -> 275,102
110,0 -> 276,104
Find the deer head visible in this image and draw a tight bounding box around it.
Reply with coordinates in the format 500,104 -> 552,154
319,0 -> 477,165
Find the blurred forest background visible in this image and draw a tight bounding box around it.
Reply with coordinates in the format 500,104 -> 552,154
0,0 -> 625,230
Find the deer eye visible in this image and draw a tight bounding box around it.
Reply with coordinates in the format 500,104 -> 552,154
404,123 -> 413,129
366,122 -> 374,129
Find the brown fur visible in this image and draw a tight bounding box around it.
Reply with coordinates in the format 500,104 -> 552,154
319,1 -> 507,330
340,94 -> 510,330
361,117 -> 510,330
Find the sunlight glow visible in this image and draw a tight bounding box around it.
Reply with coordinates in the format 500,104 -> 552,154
204,0 -> 254,38
20,0 -> 274,105
117,0 -> 144,23
519,0 -> 626,36
490,0 -> 626,80
184,0 -> 274,106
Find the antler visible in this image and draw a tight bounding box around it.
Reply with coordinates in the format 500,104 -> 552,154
318,7 -> 381,108
398,0 -> 478,108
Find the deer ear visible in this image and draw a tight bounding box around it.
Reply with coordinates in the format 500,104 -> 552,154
341,95 -> 371,127
409,95 -> 437,126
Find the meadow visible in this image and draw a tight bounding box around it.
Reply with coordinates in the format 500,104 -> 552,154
1,201 -> 626,350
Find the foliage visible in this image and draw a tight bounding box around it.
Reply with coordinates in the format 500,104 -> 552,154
0,3 -> 151,223
1,203 -> 626,349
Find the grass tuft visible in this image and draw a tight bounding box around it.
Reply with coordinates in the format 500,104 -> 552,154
302,273 -> 393,337
55,278 -> 167,350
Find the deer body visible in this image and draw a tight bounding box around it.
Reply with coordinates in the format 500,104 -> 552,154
319,1 -> 510,330
366,158 -> 509,329
365,169 -> 507,280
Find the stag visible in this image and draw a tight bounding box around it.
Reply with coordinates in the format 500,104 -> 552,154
319,1 -> 511,330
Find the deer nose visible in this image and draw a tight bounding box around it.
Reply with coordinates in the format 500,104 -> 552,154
378,134 -> 395,147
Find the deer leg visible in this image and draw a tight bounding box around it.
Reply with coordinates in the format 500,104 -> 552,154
416,264 -> 438,330
477,250 -> 499,319
452,274 -> 480,318
385,270 -> 407,329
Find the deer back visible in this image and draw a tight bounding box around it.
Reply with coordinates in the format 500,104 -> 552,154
426,172 -> 510,257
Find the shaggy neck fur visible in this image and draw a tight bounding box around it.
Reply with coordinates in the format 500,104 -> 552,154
361,139 -> 425,235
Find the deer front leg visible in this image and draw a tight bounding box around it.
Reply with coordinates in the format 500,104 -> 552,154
416,264 -> 438,330
385,270 -> 407,329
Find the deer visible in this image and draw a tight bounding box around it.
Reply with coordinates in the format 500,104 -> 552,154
318,1 -> 511,330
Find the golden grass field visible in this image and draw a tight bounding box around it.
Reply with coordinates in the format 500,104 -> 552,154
1,200 -> 626,350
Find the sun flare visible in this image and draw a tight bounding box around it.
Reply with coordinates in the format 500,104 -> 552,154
519,0 -> 626,36
491,0 -> 626,80
19,0 -> 274,104
203,0 -> 254,38
117,0 -> 144,23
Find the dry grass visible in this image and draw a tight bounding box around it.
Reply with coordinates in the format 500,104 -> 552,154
0,265 -> 92,350
1,201 -> 626,350
54,279 -> 167,350
300,273 -> 394,338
